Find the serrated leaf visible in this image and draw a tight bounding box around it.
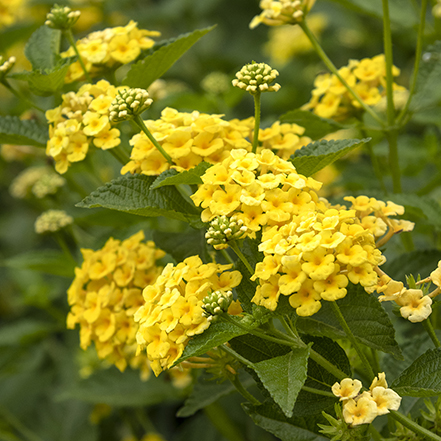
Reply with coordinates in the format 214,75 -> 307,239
0,116 -> 48,147
392,348 -> 441,397
56,368 -> 177,406
329,0 -> 417,28
230,334 -> 291,363
24,26 -> 61,71
243,403 -> 328,441
150,162 -> 212,189
411,41 -> 441,111
290,138 -> 370,177
297,284 -> 403,360
123,26 -> 215,88
12,59 -> 71,96
2,249 -> 75,278
175,316 -> 260,364
253,348 -> 310,418
279,109 -> 344,140
76,174 -> 202,226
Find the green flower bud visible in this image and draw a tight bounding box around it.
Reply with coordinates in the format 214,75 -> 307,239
202,290 -> 233,321
232,62 -> 281,94
0,56 -> 16,82
109,88 -> 153,123
45,4 -> 81,31
35,209 -> 73,234
205,215 -> 248,250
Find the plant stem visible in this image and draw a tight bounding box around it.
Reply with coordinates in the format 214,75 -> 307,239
397,0 -> 428,125
1,80 -> 45,113
108,145 -> 130,165
422,318 -> 441,348
252,92 -> 261,154
55,232 -> 77,265
369,424 -> 384,441
330,301 -> 375,380
221,344 -> 255,370
64,29 -> 92,83
365,137 -> 387,194
279,315 -> 299,339
309,348 -> 347,381
386,129 -> 402,193
0,406 -> 47,441
301,385 -> 335,398
382,0 -> 396,128
225,371 -> 261,406
220,248 -> 235,265
133,115 -> 173,164
229,241 -> 254,275
299,20 -> 384,127
389,410 -> 441,441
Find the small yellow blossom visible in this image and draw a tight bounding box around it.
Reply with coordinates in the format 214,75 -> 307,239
396,289 -> 432,323
331,378 -> 362,401
67,231 -> 165,378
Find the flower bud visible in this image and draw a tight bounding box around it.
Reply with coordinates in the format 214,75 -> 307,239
45,4 -> 81,30
109,88 -> 153,123
35,209 -> 73,234
202,290 -> 233,321
0,56 -> 16,82
232,62 -> 281,94
205,215 -> 248,250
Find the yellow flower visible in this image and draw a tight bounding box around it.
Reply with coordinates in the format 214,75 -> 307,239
332,378 -> 362,401
67,231 -> 165,376
342,395 -> 378,426
396,289 -> 432,323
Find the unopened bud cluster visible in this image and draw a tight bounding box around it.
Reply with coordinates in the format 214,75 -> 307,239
206,215 -> 248,250
45,4 -> 81,30
232,62 -> 281,94
34,209 -> 73,234
202,290 -> 233,321
0,56 -> 15,81
109,88 -> 153,123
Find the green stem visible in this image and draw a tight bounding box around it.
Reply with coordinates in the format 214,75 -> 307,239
299,20 -> 384,127
220,248 -> 235,265
279,315 -> 299,339
309,349 -> 347,381
228,241 -> 254,275
225,371 -> 261,406
386,129 -> 402,193
133,115 -> 173,164
252,92 -> 261,154
134,408 -> 155,433
1,80 -> 45,113
422,318 -> 441,348
389,410 -> 441,441
382,0 -> 396,128
365,139 -> 388,194
55,233 -> 77,265
108,145 -> 130,165
221,344 -> 255,370
397,0 -> 428,125
301,385 -> 335,398
0,407 -> 46,441
330,301 -> 376,380
64,29 -> 92,83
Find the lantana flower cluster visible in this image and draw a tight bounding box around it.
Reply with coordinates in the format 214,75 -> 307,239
67,231 -> 165,379
61,20 -> 160,83
134,256 -> 242,375
249,0 -> 316,29
303,55 -> 407,121
332,373 -> 401,426
46,80 -> 122,173
121,107 -> 311,175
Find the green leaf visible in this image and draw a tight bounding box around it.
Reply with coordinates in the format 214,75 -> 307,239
411,41 -> 441,112
150,162 -> 212,189
329,0 -> 417,28
297,284 -> 403,360
243,403 -> 328,441
0,320 -> 57,346
76,174 -> 202,226
2,249 -> 75,277
56,368 -> 177,406
253,347 -> 310,418
0,116 -> 48,147
290,138 -> 370,177
279,109 -> 344,140
123,26 -> 216,88
176,316 -> 259,364
24,26 -> 61,71
392,348 -> 441,397
11,59 -> 71,96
